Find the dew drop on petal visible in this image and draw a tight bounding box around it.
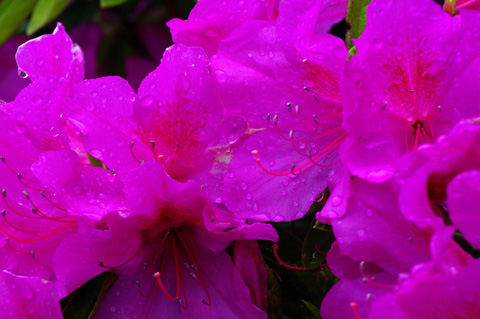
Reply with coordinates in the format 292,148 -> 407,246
357,229 -> 367,241
214,70 -> 227,83
18,68 -> 28,78
15,112 -> 25,121
327,210 -> 338,219
331,196 -> 342,207
141,95 -> 154,107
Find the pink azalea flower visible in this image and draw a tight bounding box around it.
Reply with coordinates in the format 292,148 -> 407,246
0,24 -> 93,279
331,178 -> 433,276
65,43 -> 245,207
0,271 -> 63,318
368,228 -> 477,319
341,0 -> 480,183
321,243 -> 395,319
54,161 -> 277,318
211,0 -> 348,221
395,118 -> 480,237
167,0 -> 280,57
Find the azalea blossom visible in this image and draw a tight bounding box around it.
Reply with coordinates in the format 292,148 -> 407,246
54,161 -> 277,318
211,0 -> 348,222
341,0 -> 480,183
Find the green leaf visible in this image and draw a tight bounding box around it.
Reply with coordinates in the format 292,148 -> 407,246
302,300 -> 322,319
100,0 -> 129,8
0,0 -> 38,46
26,0 -> 71,35
61,272 -> 118,319
345,0 -> 373,48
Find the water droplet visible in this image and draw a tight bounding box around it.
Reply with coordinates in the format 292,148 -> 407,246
15,112 -> 25,121
282,179 -> 289,186
99,95 -> 107,104
141,95 -> 154,107
241,183 -> 247,190
365,209 -> 373,217
253,203 -> 259,212
18,68 -> 28,78
331,196 -> 342,207
327,210 -> 337,218
246,193 -> 252,200
14,124 -> 26,134
85,99 -> 95,111
214,70 -> 227,83
110,306 -> 117,313
292,201 -> 299,207
33,96 -> 43,105
357,229 -> 367,241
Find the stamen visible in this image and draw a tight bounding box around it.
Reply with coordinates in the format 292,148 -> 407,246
350,302 -> 363,319
248,245 -> 281,281
272,244 -> 304,270
0,221 -> 76,243
153,272 -> 179,301
358,261 -> 395,291
130,141 -> 143,164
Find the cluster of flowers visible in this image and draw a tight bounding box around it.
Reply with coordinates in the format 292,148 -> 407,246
1,0 -> 480,318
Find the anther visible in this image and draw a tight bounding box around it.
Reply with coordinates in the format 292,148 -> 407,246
410,89 -> 414,93
31,208 -> 37,214
0,156 -> 4,163
273,114 -> 278,125
130,141 -> 134,148
350,302 -> 362,319
437,105 -> 442,113
98,262 -> 104,267
1,210 -> 5,216
286,102 -> 292,112
289,129 -> 294,139
408,237 -> 413,242
2,189 -> 6,198
40,190 -> 46,198
150,140 -> 155,149
313,114 -> 318,124
290,163 -> 296,173
303,86 -> 310,92
266,113 -> 271,122
135,280 -> 140,288
313,93 -> 319,102
22,190 -> 29,199
30,251 -> 35,258
176,142 -> 180,147
17,173 -> 21,180
382,101 -> 387,110
294,104 -> 299,113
